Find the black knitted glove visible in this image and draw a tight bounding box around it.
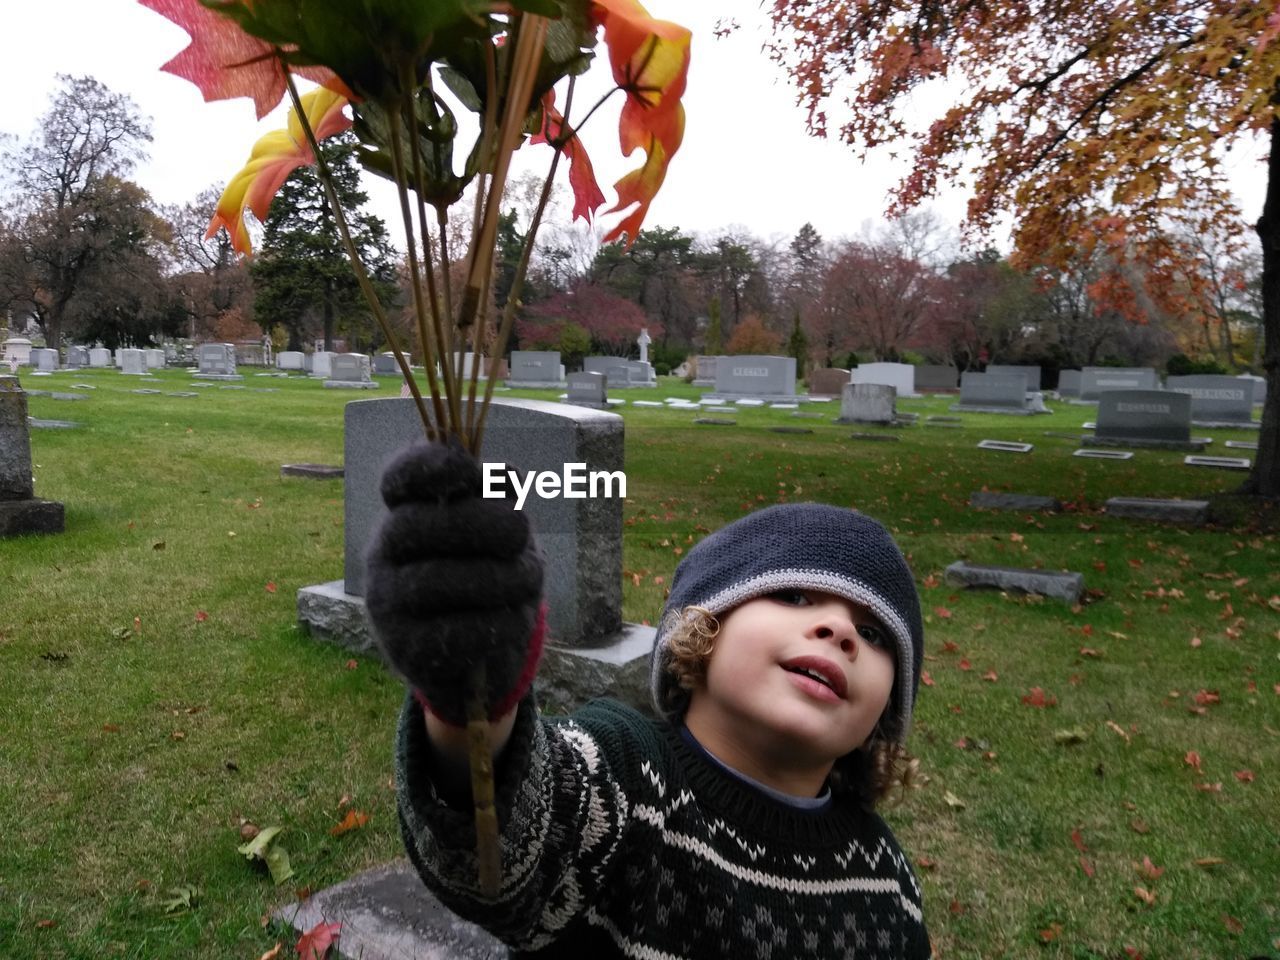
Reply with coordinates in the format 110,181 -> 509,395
364,441 -> 545,726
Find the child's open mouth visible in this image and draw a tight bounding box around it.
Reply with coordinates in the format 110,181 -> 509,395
780,657 -> 847,699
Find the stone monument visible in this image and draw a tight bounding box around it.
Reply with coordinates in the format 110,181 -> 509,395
325,353 -> 379,389
0,376 -> 65,536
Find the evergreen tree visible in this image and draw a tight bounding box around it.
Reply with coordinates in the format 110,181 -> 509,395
251,132 -> 399,351
704,296 -> 723,354
787,309 -> 808,379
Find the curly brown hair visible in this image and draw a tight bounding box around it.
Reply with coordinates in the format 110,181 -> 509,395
662,605 -> 920,809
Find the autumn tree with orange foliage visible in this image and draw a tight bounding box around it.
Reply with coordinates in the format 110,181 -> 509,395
767,0 -> 1280,497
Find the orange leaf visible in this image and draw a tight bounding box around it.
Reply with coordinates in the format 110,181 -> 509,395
915,856 -> 938,870
921,670 -> 936,687
195,610 -> 209,622
922,574 -> 941,589
1233,769 -> 1255,783
102,723 -> 121,733
982,670 -> 999,682
1039,923 -> 1062,942
344,659 -> 358,671
36,919 -> 56,929
296,920 -> 341,960
1135,856 -> 1164,881
1184,750 -> 1202,773
934,606 -> 953,619
653,576 -> 665,585
329,809 -> 369,837
1078,856 -> 1095,877
1133,886 -> 1157,906
957,658 -> 971,671
941,640 -> 959,653
1124,948 -> 1144,960
1193,689 -> 1220,706
259,945 -> 283,960
1021,687 -> 1056,708
265,581 -> 278,594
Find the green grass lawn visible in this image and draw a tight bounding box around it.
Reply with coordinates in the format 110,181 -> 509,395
2,369 -> 1277,959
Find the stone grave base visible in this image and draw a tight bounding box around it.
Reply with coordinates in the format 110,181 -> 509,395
505,380 -> 568,389
945,561 -> 1083,604
1191,419 -> 1260,430
1082,435 -> 1207,452
0,498 -> 65,537
282,463 -> 344,479
193,373 -> 244,381
969,492 -> 1061,512
701,393 -> 810,404
324,380 -> 381,390
28,418 -> 81,429
271,859 -> 504,960
948,403 -> 1039,415
297,581 -> 655,711
1104,497 -> 1208,524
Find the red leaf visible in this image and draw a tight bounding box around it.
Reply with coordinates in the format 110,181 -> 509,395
36,919 -> 56,929
915,856 -> 938,871
265,581 -> 278,594
921,670 -> 936,687
296,920 -> 341,960
1021,687 -> 1057,708
195,610 -> 209,623
1124,948 -> 1144,960
941,640 -> 959,653
329,809 -> 369,837
1233,769 -> 1255,783
344,659 -> 358,671
1070,828 -> 1088,852
1193,689 -> 1220,706
922,574 -> 941,589
1078,856 -> 1095,878
934,606 -> 953,619
1184,750 -> 1202,773
982,670 -> 999,682
1222,914 -> 1244,935
957,658 -> 972,671
1039,923 -> 1062,942
1092,561 -> 1107,572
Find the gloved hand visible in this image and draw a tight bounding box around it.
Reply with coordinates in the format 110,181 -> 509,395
364,440 -> 545,726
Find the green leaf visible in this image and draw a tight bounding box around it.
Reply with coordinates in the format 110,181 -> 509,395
264,843 -> 296,886
161,885 -> 197,913
1053,727 -> 1089,745
237,824 -> 283,861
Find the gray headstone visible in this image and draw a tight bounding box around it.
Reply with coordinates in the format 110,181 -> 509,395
986,364 -> 1041,392
119,349 -> 147,375
1080,367 -> 1159,400
144,349 -> 166,369
1095,390 -> 1191,443
567,371 -> 607,409
31,348 -> 59,372
584,356 -> 633,388
851,362 -> 917,397
956,371 -> 1028,410
968,492 -> 1061,512
65,346 -> 90,369
1057,370 -> 1082,397
371,353 -> 399,375
807,368 -> 851,397
329,353 -> 373,382
1165,375 -> 1254,424
838,382 -> 897,424
340,397 -> 625,649
691,355 -> 720,386
1105,497 -> 1208,524
88,347 -> 112,368
1237,374 -> 1266,405
196,342 -> 238,376
626,359 -> 657,385
714,355 -> 796,397
509,351 -> 565,386
915,364 -> 960,390
277,350 -> 305,371
945,561 -> 1083,603
0,376 -> 65,536
311,351 -> 335,379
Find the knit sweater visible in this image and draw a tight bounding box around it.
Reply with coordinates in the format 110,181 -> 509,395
396,695 -> 931,959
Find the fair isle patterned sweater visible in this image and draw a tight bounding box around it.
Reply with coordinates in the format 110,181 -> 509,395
396,695 -> 931,959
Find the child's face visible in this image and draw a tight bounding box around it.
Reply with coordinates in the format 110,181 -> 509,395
685,589 -> 896,786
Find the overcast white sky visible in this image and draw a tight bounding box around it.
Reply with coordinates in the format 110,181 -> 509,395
3,0 -> 1270,253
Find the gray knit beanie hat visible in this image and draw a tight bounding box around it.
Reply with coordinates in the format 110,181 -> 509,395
651,502 -> 924,742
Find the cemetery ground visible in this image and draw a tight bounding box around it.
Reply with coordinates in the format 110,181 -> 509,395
1,368 -> 1277,960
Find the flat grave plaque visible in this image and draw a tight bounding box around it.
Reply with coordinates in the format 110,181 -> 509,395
1073,449 -> 1134,460
977,440 -> 1033,453
1184,455 -> 1250,471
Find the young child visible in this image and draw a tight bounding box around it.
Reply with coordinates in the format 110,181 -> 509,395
365,442 -> 930,958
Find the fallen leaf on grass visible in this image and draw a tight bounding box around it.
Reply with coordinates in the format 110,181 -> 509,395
1194,781 -> 1223,793
1129,819 -> 1150,834
1133,886 -> 1157,906
1079,857 -> 1095,878
1194,857 -> 1226,868
942,790 -> 965,809
1222,914 -> 1244,935
330,809 -> 370,837
161,885 -> 198,913
1135,857 -> 1164,882
1021,687 -> 1057,708
238,826 -> 295,886
258,945 -> 283,960
102,723 -> 121,733
1106,721 -> 1131,743
934,606 -> 953,619
915,856 -> 938,871
982,670 -> 998,682
921,671 -> 936,687
1184,750 -> 1203,773
1071,829 -> 1088,852
35,919 -> 56,929
265,581 -> 277,594
1054,727 -> 1088,745
957,659 -> 971,671
297,921 -> 342,960
1079,647 -> 1104,658
1233,769 -> 1255,783
1039,923 -> 1062,942
1193,689 -> 1220,706
195,610 -> 209,623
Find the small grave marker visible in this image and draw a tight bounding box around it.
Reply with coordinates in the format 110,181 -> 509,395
977,440 -> 1033,453
848,432 -> 900,442
1184,455 -> 1250,471
1105,497 -> 1208,524
694,417 -> 736,425
968,492 -> 1061,512
1224,440 -> 1257,450
1073,449 -> 1134,460
281,464 -> 345,479
944,561 -> 1084,604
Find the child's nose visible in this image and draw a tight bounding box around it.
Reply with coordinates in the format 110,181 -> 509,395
810,607 -> 859,657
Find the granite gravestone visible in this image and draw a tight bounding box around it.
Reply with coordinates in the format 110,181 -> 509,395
584,356 -> 633,388
325,353 -> 378,389
65,346 -> 90,369
691,355 -> 720,387
625,359 -> 657,387
850,362 -> 918,398
1057,370 -> 1083,398
953,371 -> 1031,412
713,355 -> 797,398
567,371 -> 608,409
837,382 -> 896,424
0,376 -> 64,536
118,349 -> 147,375
1079,367 -> 1159,400
88,347 -> 112,368
144,349 -> 166,369
2,338 -> 32,365
915,364 -> 960,390
986,364 -> 1041,392
371,353 -> 398,375
195,343 -> 241,379
807,368 -> 851,397
31,348 -> 59,372
277,351 -> 305,371
508,351 -> 566,387
1165,375 -> 1255,426
311,351 -> 335,379
1237,374 -> 1265,406
298,397 -> 653,708
1094,390 -> 1194,447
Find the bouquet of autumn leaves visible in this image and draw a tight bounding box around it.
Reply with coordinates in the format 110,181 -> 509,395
140,0 -> 690,894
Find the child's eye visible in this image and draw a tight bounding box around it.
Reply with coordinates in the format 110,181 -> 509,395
768,589 -> 810,606
857,623 -> 890,647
